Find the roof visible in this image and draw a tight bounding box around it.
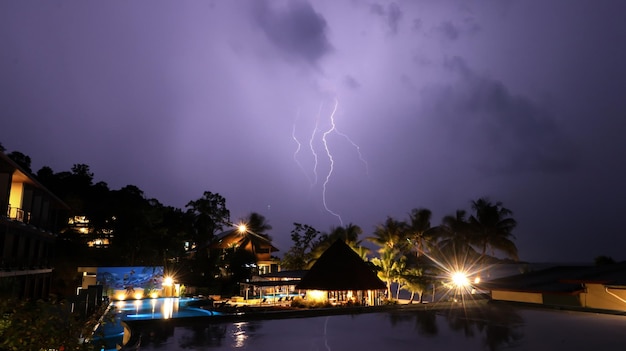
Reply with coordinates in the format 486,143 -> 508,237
481,262 -> 626,294
295,240 -> 385,291
0,152 -> 69,210
209,228 -> 279,252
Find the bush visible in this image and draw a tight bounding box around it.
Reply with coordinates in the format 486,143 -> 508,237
0,298 -> 102,351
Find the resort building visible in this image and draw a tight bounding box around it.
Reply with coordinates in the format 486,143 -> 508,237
482,262 -> 626,313
295,240 -> 386,306
240,270 -> 307,303
0,152 -> 68,299
209,227 -> 280,276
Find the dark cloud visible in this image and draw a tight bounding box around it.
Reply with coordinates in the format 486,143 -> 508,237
423,57 -> 579,175
252,0 -> 332,65
343,75 -> 360,90
370,2 -> 403,34
437,21 -> 460,41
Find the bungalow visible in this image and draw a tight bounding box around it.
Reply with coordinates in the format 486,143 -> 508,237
295,240 -> 386,306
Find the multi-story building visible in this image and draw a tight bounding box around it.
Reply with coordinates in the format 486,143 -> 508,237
0,152 -> 68,299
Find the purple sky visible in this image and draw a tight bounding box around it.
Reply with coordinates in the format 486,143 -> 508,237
2,1 -> 625,263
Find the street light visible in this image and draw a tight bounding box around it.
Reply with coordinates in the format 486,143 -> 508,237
451,271 -> 469,288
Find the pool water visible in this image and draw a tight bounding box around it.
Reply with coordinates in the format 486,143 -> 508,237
132,303 -> 626,350
91,297 -> 218,350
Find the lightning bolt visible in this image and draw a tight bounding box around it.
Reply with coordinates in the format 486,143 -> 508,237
321,98 -> 343,225
291,97 -> 367,226
309,103 -> 322,187
335,127 -> 369,176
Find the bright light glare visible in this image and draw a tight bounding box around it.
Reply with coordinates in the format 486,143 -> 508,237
115,293 -> 126,301
237,224 -> 247,233
451,272 -> 469,287
163,276 -> 173,286
308,290 -> 326,302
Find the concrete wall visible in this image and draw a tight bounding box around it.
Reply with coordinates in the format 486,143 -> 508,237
491,290 -> 543,304
580,284 -> 626,312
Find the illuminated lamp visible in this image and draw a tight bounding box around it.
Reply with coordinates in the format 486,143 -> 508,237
451,272 -> 469,288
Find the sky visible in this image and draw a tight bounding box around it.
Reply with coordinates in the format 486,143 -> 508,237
2,1 -> 625,263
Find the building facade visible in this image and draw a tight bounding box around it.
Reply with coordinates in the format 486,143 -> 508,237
0,152 -> 68,299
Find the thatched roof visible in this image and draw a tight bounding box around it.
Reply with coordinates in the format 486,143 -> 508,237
295,240 -> 385,291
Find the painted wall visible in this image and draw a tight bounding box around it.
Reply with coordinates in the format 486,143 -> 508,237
580,284 -> 626,312
491,290 -> 543,304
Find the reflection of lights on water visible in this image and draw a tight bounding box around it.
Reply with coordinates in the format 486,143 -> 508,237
134,299 -> 141,315
151,298 -> 157,318
161,298 -> 177,319
232,322 -> 248,348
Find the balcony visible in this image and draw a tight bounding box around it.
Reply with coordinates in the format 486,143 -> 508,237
6,206 -> 31,224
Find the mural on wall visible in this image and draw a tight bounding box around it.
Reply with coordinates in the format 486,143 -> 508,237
96,266 -> 164,294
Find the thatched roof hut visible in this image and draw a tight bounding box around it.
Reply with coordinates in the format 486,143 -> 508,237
296,240 -> 385,291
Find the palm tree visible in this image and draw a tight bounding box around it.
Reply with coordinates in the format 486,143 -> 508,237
242,212 -> 273,239
367,217 -> 409,252
371,246 -> 404,298
469,198 -> 518,261
401,268 -> 431,303
408,208 -> 438,258
438,209 -> 474,256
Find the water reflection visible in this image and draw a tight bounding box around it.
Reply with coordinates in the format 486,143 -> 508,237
178,325 -> 228,348
134,303 -> 626,351
442,304 -> 524,350
386,304 -> 524,350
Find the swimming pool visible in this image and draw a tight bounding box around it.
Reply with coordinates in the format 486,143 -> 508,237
125,302 -> 626,350
91,297 -> 219,350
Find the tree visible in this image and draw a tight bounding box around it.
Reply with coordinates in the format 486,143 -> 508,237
281,223 -> 321,270
186,191 -> 231,246
438,209 -> 474,257
240,212 -> 273,240
367,217 -> 409,252
6,151 -> 32,174
371,246 -> 404,299
469,198 -> 518,261
401,268 -> 431,303
408,208 -> 438,258
594,255 -> 615,265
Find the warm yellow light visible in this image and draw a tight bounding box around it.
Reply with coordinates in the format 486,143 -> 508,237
133,292 -> 143,300
473,276 -> 481,284
308,290 -> 326,302
115,293 -> 127,301
150,292 -> 159,299
451,272 -> 469,287
237,224 -> 247,233
163,276 -> 174,287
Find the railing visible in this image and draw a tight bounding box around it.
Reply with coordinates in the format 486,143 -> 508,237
6,206 -> 31,224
